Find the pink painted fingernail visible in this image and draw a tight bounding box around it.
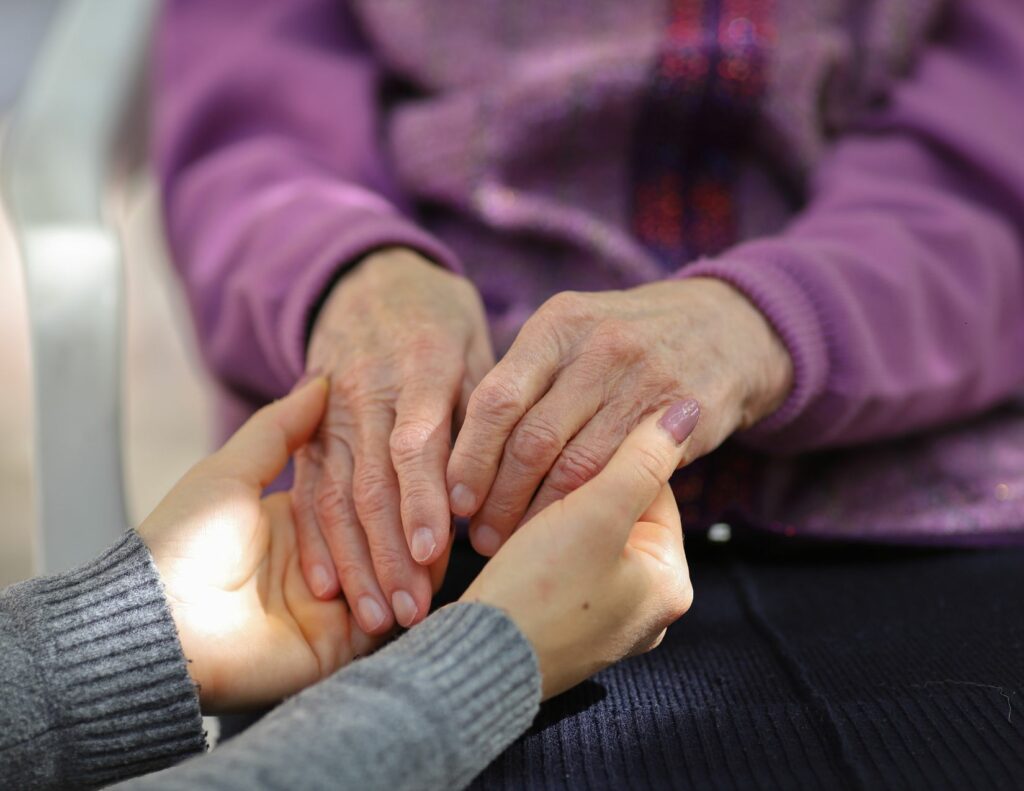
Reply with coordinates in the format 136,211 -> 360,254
309,564 -> 332,598
391,590 -> 418,627
410,528 -> 437,563
357,596 -> 386,631
472,524 -> 502,557
449,483 -> 477,515
658,399 -> 701,444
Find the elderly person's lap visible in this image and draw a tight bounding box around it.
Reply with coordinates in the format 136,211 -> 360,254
454,534 -> 1024,790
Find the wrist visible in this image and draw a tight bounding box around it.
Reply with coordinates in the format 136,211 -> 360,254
140,550 -> 213,706
306,246 -> 431,358
338,246 -> 443,300
160,592 -> 216,707
711,279 -> 794,427
717,280 -> 793,428
328,246 -> 436,296
657,277 -> 794,429
307,247 -> 436,354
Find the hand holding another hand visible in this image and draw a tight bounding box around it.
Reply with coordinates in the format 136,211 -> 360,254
447,278 -> 793,556
461,401 -> 700,699
139,379 -> 408,711
138,380 -> 699,710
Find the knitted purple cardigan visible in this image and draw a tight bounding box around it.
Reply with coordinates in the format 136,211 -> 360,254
153,0 -> 1024,545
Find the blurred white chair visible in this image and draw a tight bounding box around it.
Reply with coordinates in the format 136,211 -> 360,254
1,0 -> 159,574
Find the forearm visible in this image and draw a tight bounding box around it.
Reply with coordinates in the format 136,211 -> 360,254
0,532 -> 205,789
682,0 -> 1024,451
116,604 -> 540,791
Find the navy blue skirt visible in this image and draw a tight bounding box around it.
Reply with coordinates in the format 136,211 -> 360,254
433,530 -> 1024,791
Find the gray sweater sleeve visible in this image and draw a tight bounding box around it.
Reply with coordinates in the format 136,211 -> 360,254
0,532 -> 207,788
0,531 -> 541,790
121,603 -> 541,791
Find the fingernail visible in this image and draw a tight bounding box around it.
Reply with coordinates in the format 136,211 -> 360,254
356,596 -> 386,631
449,483 -> 477,515
309,564 -> 332,598
658,399 -> 701,444
391,590 -> 418,627
472,524 -> 502,557
410,528 -> 437,563
294,367 -> 324,390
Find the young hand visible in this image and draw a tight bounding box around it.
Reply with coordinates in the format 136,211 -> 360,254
295,248 -> 493,632
460,400 -> 700,699
447,278 -> 793,556
139,378 -> 445,712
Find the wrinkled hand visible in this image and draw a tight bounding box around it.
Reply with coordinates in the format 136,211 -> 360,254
461,401 -> 698,699
138,379 -> 384,712
447,278 -> 792,556
296,248 -> 493,631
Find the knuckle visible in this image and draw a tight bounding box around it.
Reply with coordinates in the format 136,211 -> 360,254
630,378 -> 677,415
389,420 -> 438,466
630,445 -> 672,491
352,467 -> 395,519
650,562 -> 694,625
588,319 -> 642,362
448,446 -> 492,479
333,356 -> 377,390
666,579 -> 695,622
646,629 -> 668,652
321,408 -> 359,441
333,557 -> 371,588
548,444 -> 606,495
348,388 -> 393,413
330,369 -> 395,411
469,379 -> 523,423
481,493 -> 520,522
542,290 -> 586,318
313,478 -> 353,527
370,545 -> 411,581
508,419 -> 564,467
405,332 -> 448,358
402,481 -> 446,516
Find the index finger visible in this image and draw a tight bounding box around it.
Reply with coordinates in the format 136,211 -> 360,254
446,323 -> 561,517
565,399 -> 700,548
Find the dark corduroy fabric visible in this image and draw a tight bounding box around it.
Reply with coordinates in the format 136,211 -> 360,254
435,532 -> 1024,791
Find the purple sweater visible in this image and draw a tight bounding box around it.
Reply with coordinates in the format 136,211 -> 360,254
154,0 -> 1024,544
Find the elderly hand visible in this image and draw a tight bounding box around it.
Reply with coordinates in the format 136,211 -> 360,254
139,378 -> 442,712
447,278 -> 792,556
295,247 -> 493,632
461,400 -> 699,699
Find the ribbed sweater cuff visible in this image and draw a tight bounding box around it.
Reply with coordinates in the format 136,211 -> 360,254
351,602 -> 541,788
19,531 -> 206,786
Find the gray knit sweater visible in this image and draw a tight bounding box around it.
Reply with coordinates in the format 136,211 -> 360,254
0,532 -> 541,789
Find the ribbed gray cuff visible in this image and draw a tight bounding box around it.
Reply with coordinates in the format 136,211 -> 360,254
346,602 -> 541,788
13,531 -> 206,787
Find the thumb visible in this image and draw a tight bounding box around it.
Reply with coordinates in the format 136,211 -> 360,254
564,399 -> 699,551
212,376 -> 329,488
